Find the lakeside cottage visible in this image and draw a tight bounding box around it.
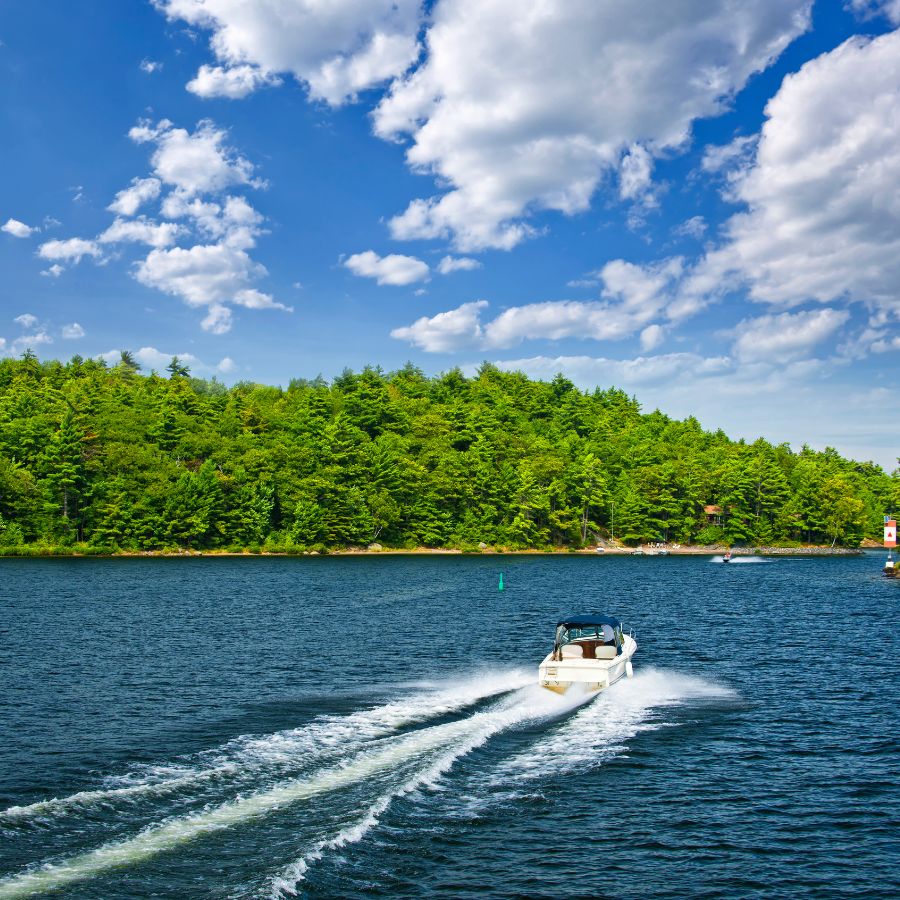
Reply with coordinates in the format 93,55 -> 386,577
704,505 -> 723,525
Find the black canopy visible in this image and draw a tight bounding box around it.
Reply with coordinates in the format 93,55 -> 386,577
557,615 -> 622,630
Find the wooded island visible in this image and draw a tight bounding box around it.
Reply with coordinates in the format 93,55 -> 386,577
0,352 -> 896,554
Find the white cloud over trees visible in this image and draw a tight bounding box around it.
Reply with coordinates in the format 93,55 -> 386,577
36,119 -> 289,335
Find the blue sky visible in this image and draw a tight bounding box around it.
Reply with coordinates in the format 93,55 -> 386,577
1,0 -> 899,469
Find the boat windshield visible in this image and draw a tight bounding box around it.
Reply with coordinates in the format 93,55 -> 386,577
556,623 -> 621,646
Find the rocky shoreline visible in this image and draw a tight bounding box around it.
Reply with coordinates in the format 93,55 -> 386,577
0,544 -> 867,558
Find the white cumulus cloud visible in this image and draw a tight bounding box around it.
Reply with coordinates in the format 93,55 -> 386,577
344,250 -> 429,286
201,304 -> 233,335
233,288 -> 288,310
38,238 -> 102,264
187,64 -> 282,99
2,218 -> 37,238
619,144 -> 655,202
161,194 -> 265,249
134,242 -> 292,335
14,313 -> 39,329
42,118 -> 286,334
136,243 -> 263,307
731,309 -> 850,362
375,0 -> 810,250
61,323 -> 85,339
700,135 -> 757,176
391,299 -> 487,352
640,324 -> 665,352
437,255 -> 482,275
99,218 -> 183,248
681,29 -> 900,319
108,177 -> 162,217
129,119 -> 260,196
156,0 -> 422,105
6,330 -> 53,355
392,257 -> 685,352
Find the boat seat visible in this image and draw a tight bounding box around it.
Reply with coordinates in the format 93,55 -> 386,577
594,645 -> 617,660
560,643 -> 584,659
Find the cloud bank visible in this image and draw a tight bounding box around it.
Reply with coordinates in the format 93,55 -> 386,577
37,119 -> 290,335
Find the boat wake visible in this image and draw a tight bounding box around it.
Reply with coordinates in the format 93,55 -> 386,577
0,670 -> 733,899
711,555 -> 770,564
495,668 -> 735,781
435,668 -> 736,820
1,670 -> 531,825
268,683 -> 591,898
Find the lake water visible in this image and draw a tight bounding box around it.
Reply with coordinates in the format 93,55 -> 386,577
0,554 -> 897,898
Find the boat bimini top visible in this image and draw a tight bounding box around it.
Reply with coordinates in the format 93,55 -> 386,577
554,615 -> 624,656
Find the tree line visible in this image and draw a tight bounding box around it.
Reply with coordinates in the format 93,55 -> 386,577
0,351 -> 896,553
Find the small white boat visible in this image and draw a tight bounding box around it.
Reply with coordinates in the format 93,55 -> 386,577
538,615 -> 637,694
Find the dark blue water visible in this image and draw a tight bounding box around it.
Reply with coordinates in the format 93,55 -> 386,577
1,554 -> 897,898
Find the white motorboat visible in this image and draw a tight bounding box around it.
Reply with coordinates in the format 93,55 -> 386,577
538,615 -> 637,694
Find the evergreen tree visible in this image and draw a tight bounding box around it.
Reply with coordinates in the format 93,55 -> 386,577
165,461 -> 225,548
0,355 -> 893,552
166,356 -> 190,379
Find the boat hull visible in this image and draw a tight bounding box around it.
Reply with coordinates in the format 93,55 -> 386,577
538,635 -> 637,694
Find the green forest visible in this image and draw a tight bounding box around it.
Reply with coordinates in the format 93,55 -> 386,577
0,352 -> 896,554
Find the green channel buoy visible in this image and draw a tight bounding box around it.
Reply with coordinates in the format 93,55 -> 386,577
498,572 -> 504,591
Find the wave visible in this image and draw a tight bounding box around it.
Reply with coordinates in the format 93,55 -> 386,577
1,670 -> 531,824
0,682 -> 580,899
268,670 -> 735,894
0,670 -> 735,898
268,684 -> 592,897
444,668 -> 736,818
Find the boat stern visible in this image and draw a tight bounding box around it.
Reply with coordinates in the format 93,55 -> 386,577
538,653 -> 611,693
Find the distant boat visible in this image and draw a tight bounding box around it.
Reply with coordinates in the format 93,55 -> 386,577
723,550 -> 732,563
538,615 -> 637,694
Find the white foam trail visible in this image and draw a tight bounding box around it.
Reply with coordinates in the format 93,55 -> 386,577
0,684 -> 572,899
458,668 -> 736,813
269,684 -> 590,898
1,670 -> 530,823
711,555 -> 769,564
270,796 -> 394,898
